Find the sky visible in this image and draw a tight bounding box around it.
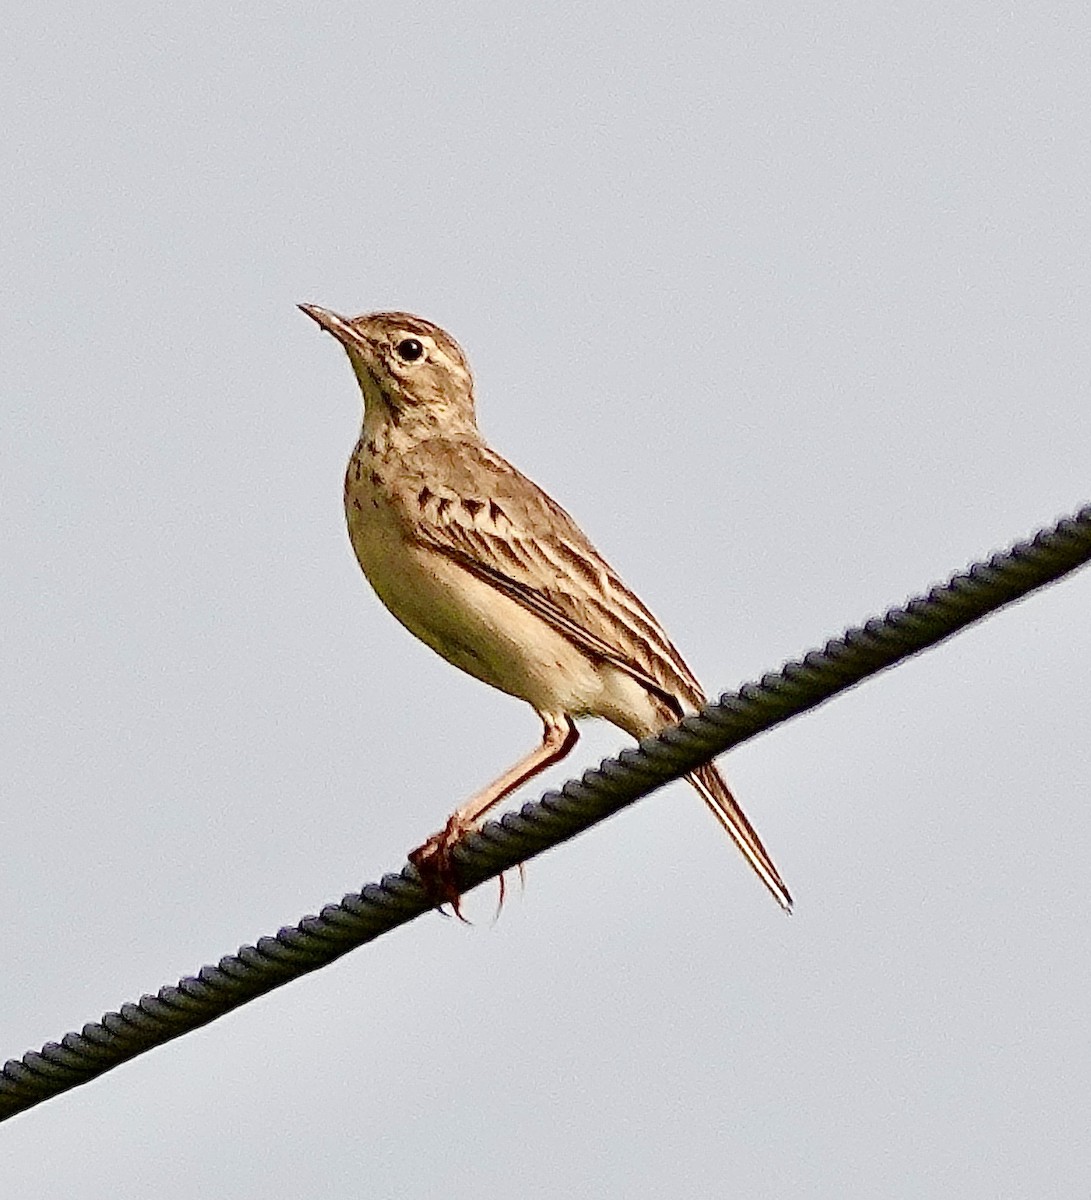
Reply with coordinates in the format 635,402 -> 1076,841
2,4 -> 1090,1197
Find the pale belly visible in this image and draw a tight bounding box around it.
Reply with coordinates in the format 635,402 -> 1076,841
345,490 -> 628,721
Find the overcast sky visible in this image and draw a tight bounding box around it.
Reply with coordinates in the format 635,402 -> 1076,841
3,4 -> 1090,1197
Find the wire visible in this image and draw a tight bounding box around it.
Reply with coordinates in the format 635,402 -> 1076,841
2,503 -> 1089,1123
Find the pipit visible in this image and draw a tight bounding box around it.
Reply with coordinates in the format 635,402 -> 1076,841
299,305 -> 792,914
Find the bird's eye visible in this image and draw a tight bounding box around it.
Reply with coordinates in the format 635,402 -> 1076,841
395,338 -> 424,362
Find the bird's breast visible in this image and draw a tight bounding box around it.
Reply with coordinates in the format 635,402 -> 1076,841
343,454 -> 415,607
341,449 -> 616,713
343,451 -> 476,656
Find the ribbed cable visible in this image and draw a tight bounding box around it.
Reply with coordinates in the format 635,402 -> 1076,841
2,503 -> 1089,1122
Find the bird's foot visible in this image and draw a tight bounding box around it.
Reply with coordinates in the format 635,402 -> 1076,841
409,816 -> 527,922
409,814 -> 473,922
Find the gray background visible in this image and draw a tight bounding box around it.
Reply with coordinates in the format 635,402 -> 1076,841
3,4 -> 1090,1197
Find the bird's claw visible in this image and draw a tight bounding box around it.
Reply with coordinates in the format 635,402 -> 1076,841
409,816 -> 472,921
409,816 -> 526,922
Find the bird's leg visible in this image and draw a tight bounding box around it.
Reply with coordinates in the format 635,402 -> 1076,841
410,713 -> 578,916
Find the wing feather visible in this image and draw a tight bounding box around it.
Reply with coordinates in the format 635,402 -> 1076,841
395,436 -> 705,712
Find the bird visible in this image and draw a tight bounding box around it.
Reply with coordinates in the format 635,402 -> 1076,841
299,304 -> 792,914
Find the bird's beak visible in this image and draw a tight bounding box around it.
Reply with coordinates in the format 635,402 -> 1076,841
297,303 -> 369,353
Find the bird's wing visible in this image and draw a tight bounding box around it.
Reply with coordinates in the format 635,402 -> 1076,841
394,437 -> 706,714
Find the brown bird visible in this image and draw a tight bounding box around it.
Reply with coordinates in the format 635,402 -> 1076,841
300,305 -> 791,913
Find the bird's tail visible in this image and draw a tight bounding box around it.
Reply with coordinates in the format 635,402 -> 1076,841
687,762 -> 793,913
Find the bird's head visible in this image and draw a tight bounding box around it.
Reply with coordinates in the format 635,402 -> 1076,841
299,305 -> 476,433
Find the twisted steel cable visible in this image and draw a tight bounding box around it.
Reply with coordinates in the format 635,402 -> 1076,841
2,503 -> 1089,1122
